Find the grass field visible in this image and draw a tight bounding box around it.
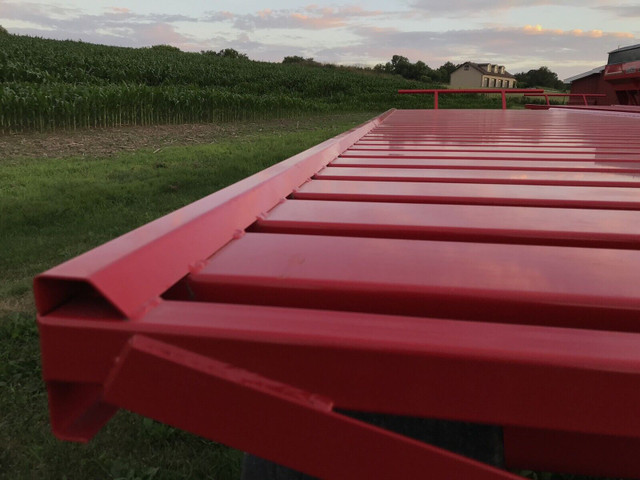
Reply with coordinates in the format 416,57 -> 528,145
0,112 -> 378,479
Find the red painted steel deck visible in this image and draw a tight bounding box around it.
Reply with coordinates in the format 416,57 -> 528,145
35,108 -> 640,479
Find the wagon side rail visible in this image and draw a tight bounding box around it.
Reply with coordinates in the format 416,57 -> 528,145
398,88 -> 544,109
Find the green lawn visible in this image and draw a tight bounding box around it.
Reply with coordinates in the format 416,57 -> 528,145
0,112 -> 376,479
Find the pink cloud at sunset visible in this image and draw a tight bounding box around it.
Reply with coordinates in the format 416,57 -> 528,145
258,5 -> 386,30
522,24 -> 633,39
290,12 -> 345,29
136,23 -> 186,45
110,7 -> 131,14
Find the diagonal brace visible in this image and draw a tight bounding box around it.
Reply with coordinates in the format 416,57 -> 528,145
103,335 -> 521,480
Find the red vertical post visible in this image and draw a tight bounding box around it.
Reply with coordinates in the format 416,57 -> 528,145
582,94 -> 588,106
434,91 -> 439,110
545,94 -> 550,105
501,91 -> 507,110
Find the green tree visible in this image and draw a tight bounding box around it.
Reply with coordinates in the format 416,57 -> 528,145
390,55 -> 411,77
201,48 -> 249,59
150,44 -> 181,53
373,62 -> 394,74
283,56 -> 319,66
384,55 -> 434,81
0,24 -> 9,35
218,48 -> 248,60
515,66 -> 566,90
436,61 -> 459,83
375,55 -> 458,83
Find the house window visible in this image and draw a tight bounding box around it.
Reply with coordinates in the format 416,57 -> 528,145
498,79 -> 503,87
504,80 -> 509,88
491,78 -> 496,87
484,77 -> 489,87
464,64 -> 469,70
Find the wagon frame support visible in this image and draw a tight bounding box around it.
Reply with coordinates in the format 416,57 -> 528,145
36,107 -> 640,479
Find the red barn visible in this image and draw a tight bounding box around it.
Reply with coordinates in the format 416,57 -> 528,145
565,66 -> 617,105
566,43 -> 640,105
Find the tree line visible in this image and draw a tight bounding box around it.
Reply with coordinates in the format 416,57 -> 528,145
371,55 -> 566,90
373,56 -> 458,84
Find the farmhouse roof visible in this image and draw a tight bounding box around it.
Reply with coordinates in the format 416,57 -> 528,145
460,62 -> 516,79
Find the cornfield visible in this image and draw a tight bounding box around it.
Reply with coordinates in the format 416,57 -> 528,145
0,34 -> 439,133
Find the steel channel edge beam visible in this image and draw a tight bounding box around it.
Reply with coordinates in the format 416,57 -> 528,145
33,109 -> 395,320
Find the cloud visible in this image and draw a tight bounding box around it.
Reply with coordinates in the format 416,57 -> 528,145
0,1 -> 82,24
205,11 -> 234,22
410,0 -> 552,16
290,12 -> 345,29
409,0 -> 622,17
135,23 -> 190,46
0,1 -> 203,49
598,5 -> 640,18
522,24 -> 632,39
204,5 -> 386,31
311,24 -> 637,78
1,1 -> 197,25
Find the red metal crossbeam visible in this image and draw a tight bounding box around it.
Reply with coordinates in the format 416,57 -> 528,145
316,166 -> 640,187
36,108 -> 640,479
254,200 -> 640,249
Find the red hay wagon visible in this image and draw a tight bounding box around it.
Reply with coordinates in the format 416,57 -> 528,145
35,106 -> 640,479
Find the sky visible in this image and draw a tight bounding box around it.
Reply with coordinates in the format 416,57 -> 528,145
1,1 -> 639,79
